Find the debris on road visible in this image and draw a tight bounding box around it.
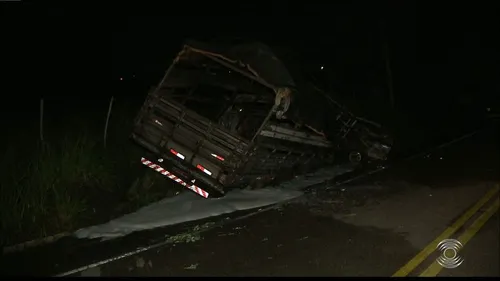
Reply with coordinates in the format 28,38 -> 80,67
295,181 -> 404,218
164,222 -> 216,244
337,213 -> 357,219
193,222 -> 216,232
135,257 -> 145,268
166,232 -> 202,244
184,263 -> 198,270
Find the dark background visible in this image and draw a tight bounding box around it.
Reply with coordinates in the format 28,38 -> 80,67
1,2 -> 498,156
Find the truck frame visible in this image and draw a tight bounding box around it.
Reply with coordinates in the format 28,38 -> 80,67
131,40 -> 392,198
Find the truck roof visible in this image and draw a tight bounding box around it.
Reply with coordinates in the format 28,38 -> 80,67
184,39 -> 296,90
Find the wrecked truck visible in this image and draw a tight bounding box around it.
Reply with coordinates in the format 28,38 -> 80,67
131,40 -> 392,198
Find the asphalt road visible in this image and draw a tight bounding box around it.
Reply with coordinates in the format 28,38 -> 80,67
91,128 -> 499,276
1,127 -> 497,277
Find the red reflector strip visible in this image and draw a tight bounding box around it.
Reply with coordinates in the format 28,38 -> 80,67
196,164 -> 212,176
141,157 -> 209,198
170,148 -> 185,160
210,153 -> 225,161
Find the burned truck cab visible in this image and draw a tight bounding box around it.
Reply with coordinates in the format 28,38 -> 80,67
131,40 -> 392,198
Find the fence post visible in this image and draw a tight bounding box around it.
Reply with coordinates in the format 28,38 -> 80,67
103,96 -> 115,147
39,98 -> 44,143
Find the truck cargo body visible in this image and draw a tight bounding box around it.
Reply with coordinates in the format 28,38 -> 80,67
131,40 -> 392,197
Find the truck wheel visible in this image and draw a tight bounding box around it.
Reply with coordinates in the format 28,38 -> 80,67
349,151 -> 362,164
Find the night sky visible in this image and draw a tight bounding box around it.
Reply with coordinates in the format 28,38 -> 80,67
2,3 -> 498,141
111,7 -> 497,125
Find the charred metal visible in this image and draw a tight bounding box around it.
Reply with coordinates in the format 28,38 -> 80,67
131,40 -> 393,197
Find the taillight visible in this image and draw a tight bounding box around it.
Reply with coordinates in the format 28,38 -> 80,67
170,148 -> 185,160
196,164 -> 212,176
210,153 -> 225,161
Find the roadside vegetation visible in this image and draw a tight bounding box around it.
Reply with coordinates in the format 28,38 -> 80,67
0,97 -> 177,247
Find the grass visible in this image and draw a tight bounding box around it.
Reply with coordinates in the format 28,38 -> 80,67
0,99 -> 176,247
